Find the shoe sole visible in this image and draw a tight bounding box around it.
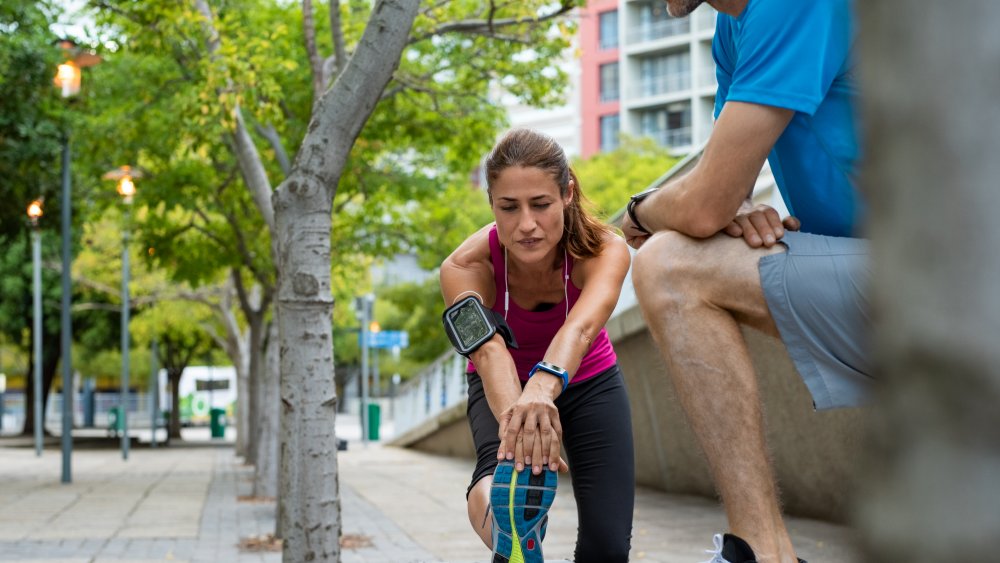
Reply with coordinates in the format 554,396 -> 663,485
489,460 -> 558,563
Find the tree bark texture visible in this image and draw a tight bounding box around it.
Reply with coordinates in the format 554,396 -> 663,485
213,278 -> 251,457
254,320 -> 280,499
274,1 -> 419,560
167,370 -> 183,439
857,3 -> 1000,561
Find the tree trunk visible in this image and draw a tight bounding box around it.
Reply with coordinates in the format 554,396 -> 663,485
274,2 -> 419,560
21,329 -> 60,436
246,313 -> 265,463
168,370 -> 183,439
856,2 -> 1000,561
254,320 -> 280,498
235,337 -> 250,458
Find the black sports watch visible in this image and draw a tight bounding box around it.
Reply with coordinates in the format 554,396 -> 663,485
442,295 -> 518,358
627,187 -> 659,234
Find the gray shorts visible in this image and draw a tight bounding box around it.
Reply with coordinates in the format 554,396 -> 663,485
758,231 -> 873,410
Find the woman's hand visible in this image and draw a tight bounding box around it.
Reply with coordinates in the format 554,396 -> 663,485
497,380 -> 566,475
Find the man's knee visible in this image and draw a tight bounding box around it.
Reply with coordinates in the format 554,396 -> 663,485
632,230 -> 710,307
632,232 -> 781,315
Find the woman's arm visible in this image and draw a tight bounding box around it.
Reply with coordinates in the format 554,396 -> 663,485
440,225 -> 522,422
498,231 -> 631,473
539,232 -> 631,375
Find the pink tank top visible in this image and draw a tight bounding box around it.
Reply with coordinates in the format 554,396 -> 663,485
466,225 -> 617,385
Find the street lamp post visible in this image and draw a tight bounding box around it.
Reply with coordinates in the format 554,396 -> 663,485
53,38 -> 101,484
370,321 -> 381,399
354,294 -> 374,445
104,166 -> 139,461
28,200 -> 44,457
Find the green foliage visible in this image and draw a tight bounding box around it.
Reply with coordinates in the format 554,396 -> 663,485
36,0 -> 581,386
572,136 -> 680,221
0,1 -> 65,239
378,278 -> 451,366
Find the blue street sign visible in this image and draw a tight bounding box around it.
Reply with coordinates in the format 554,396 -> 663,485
360,330 -> 409,349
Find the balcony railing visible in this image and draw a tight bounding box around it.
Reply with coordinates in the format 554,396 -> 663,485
698,65 -> 718,88
644,126 -> 693,148
628,18 -> 690,43
634,72 -> 691,98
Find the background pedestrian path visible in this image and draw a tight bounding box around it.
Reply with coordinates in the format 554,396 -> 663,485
0,430 -> 859,562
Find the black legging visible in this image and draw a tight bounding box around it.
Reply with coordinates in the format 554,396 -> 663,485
466,364 -> 635,562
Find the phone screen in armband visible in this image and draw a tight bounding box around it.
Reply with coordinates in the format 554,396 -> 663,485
451,299 -> 491,349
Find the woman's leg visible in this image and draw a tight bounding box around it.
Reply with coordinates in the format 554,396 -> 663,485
559,366 -> 636,563
468,476 -> 494,547
466,373 -> 502,548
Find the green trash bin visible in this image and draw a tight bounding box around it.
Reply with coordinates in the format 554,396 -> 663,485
367,403 -> 381,441
107,406 -> 123,437
209,407 -> 226,439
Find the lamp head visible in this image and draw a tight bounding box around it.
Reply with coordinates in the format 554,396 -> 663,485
117,176 -> 136,203
103,165 -> 142,204
53,39 -> 102,98
54,60 -> 81,98
27,199 -> 44,225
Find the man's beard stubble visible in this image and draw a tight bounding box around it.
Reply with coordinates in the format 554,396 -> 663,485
665,0 -> 706,18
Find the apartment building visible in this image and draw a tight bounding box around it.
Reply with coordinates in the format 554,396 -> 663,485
581,1 -> 718,158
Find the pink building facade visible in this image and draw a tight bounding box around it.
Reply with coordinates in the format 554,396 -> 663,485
579,0 -> 621,158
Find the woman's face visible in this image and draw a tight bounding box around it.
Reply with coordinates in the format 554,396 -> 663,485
491,165 -> 572,266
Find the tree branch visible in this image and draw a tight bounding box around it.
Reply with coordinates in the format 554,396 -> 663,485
408,1 -> 574,44
302,0 -> 326,104
283,0 -> 421,203
211,197 -> 271,287
193,0 -> 277,238
328,0 -> 346,79
232,107 -> 276,234
254,122 -> 292,176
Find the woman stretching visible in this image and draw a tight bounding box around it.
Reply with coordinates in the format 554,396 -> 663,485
440,128 -> 635,563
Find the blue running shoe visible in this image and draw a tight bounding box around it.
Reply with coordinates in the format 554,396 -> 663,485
489,460 -> 558,563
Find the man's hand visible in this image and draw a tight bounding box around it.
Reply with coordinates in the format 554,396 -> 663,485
723,203 -> 800,248
622,214 -> 652,250
497,382 -> 566,475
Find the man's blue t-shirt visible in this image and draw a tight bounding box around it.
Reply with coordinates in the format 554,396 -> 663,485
713,0 -> 863,237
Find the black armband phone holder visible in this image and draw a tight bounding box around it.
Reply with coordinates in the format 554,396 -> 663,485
442,295 -> 518,358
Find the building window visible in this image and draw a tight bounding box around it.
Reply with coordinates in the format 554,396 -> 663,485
600,114 -> 620,152
599,10 -> 619,50
599,62 -> 619,102
632,1 -> 689,42
639,102 -> 692,147
638,52 -> 691,97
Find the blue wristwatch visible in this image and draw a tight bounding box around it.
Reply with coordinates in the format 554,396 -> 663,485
529,361 -> 570,393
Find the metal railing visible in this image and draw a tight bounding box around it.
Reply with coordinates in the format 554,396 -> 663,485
645,127 -> 693,148
0,391 -> 165,432
633,72 -> 692,98
391,351 -> 469,437
628,18 -> 690,44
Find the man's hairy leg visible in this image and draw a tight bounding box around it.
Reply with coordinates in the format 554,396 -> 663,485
633,231 -> 798,563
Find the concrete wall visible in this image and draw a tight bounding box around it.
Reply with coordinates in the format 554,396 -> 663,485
391,303 -> 868,523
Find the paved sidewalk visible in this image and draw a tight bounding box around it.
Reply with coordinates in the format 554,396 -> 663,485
0,433 -> 859,562
337,445 -> 860,563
